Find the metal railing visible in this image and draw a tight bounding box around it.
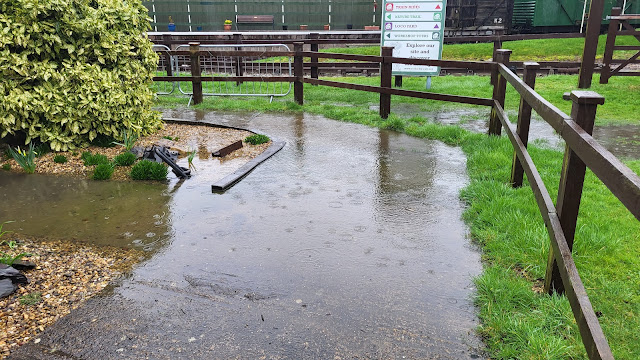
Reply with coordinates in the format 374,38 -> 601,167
156,43 -> 293,103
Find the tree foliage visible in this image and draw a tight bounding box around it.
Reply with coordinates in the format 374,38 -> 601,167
0,0 -> 162,151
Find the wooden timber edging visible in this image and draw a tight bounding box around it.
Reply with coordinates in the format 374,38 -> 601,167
161,118 -> 286,192
154,45 -> 639,359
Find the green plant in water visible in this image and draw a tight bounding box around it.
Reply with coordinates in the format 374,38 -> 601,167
53,154 -> 68,164
112,129 -> 139,151
1,164 -> 10,171
245,134 -> 270,145
20,292 -> 42,306
187,149 -> 196,171
113,152 -> 136,167
93,163 -> 114,180
8,143 -> 37,173
130,160 -> 168,181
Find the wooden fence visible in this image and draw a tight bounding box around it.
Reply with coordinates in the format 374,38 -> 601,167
153,43 -> 640,359
601,7 -> 640,84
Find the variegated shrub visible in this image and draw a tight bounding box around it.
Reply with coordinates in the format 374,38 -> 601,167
0,0 -> 162,151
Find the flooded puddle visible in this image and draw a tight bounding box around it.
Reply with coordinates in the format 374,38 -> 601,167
387,103 -> 640,159
5,111 -> 484,359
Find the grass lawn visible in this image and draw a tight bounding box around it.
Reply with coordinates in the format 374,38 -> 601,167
153,66 -> 640,359
325,34 -> 640,62
154,74 -> 640,125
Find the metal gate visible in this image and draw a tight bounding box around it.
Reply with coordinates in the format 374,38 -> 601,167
173,44 -> 292,102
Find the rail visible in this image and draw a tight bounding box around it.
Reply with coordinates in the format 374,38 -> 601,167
491,48 -> 640,360
153,45 -> 640,358
601,7 -> 640,83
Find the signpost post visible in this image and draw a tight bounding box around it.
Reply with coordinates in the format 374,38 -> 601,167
380,0 -> 447,87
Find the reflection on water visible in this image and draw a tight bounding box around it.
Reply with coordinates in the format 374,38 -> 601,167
6,111 -> 485,359
0,173 -> 172,252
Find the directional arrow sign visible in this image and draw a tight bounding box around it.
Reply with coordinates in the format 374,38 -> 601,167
380,0 -> 446,76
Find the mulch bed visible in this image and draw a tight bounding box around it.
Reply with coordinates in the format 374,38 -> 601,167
0,123 -> 270,181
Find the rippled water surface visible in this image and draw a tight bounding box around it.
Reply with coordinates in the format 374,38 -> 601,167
6,111 -> 485,359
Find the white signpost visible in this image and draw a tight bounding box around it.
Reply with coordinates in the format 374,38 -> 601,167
381,0 -> 447,78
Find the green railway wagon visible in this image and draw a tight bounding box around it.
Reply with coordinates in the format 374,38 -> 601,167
512,0 -> 640,31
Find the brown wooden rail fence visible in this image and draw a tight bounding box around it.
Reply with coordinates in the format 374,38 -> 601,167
151,32 -> 591,76
601,7 -> 640,84
153,43 -> 640,359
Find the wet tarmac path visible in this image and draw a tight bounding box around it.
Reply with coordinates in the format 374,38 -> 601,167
7,111 -> 484,359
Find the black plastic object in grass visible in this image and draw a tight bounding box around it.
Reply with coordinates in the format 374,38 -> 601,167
53,155 -> 68,164
113,152 -> 136,167
130,160 -> 168,181
93,163 -> 114,180
245,134 -> 270,145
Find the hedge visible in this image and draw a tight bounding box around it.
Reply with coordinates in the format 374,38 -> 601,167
0,0 -> 162,151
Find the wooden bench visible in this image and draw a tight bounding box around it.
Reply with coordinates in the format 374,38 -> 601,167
235,15 -> 275,30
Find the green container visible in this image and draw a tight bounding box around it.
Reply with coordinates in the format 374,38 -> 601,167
513,0 -> 639,29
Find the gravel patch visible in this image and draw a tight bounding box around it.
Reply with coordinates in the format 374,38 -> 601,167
0,236 -> 144,358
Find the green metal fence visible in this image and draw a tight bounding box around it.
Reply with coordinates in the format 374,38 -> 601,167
144,0 -> 381,31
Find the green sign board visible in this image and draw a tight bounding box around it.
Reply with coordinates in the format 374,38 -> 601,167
380,0 -> 447,76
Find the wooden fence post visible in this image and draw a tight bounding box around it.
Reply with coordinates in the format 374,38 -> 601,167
491,37 -> 503,85
600,7 -> 621,84
310,33 -> 319,82
544,90 -> 605,294
578,0 -> 605,88
234,34 -> 243,86
189,42 -> 203,105
163,34 -> 173,76
488,49 -> 511,136
394,75 -> 403,88
380,46 -> 393,119
294,42 -> 304,105
510,62 -> 540,187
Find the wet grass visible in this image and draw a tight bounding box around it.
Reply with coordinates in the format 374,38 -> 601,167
154,80 -> 640,358
156,74 -> 640,125
326,34 -> 640,61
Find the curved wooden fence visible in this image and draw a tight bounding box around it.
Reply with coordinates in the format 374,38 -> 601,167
153,43 -> 640,359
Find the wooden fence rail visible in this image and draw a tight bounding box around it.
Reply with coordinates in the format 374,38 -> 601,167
601,8 -> 640,83
153,44 -> 640,359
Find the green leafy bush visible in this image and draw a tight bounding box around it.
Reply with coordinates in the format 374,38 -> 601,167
130,160 -> 168,181
53,155 -> 68,164
113,152 -> 136,167
82,152 -> 109,166
245,134 -> 270,145
1,164 -> 10,171
0,0 -> 162,151
93,163 -> 114,180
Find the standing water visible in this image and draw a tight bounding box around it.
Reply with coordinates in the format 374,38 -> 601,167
6,111 -> 484,359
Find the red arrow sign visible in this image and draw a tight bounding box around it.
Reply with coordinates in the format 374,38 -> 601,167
435,4 -> 441,9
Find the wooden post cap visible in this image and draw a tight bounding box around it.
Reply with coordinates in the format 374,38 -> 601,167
570,90 -> 605,105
